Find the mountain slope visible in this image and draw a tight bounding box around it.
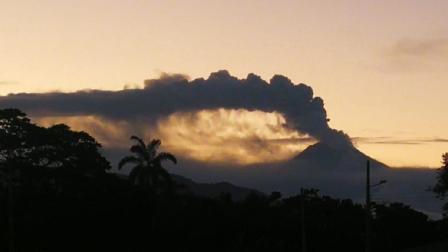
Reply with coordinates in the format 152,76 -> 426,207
171,174 -> 264,201
291,142 -> 388,170
115,173 -> 263,201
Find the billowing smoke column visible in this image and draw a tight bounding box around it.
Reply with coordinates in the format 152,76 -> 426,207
0,70 -> 351,147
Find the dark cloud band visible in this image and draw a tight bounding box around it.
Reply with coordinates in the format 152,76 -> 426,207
0,70 -> 350,146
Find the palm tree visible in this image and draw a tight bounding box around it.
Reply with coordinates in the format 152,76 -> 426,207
118,136 -> 177,193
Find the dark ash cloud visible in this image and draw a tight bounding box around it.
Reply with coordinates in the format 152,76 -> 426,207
0,70 -> 351,147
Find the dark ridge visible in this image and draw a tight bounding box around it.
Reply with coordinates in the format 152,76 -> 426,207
116,173 -> 264,200
171,174 -> 265,200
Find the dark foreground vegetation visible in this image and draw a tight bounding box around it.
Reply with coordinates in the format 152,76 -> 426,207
1,108 -> 448,252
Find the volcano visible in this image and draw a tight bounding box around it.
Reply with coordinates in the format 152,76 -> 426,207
291,142 -> 388,171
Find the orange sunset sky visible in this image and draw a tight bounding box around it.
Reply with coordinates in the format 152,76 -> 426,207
1,0 -> 447,167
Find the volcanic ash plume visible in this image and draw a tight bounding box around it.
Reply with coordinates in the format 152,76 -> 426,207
0,70 -> 351,148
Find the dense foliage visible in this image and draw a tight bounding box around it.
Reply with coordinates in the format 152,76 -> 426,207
1,108 -> 447,252
434,153 -> 448,215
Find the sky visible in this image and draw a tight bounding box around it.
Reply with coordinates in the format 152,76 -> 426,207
1,0 -> 447,167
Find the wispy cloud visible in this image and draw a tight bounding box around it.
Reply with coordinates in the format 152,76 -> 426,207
353,136 -> 448,145
382,37 -> 448,72
35,111 -> 317,165
0,81 -> 19,85
390,38 -> 448,57
429,138 -> 448,143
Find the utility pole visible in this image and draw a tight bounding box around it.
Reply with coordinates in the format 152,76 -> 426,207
8,163 -> 15,252
365,160 -> 371,252
300,188 -> 307,252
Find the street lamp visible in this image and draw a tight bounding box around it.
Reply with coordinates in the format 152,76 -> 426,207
371,180 -> 387,188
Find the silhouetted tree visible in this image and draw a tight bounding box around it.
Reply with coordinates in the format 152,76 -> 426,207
374,202 -> 431,251
1,109 -> 39,187
118,136 -> 177,193
434,152 -> 448,215
268,191 -> 282,203
0,108 -> 110,191
0,108 -> 112,251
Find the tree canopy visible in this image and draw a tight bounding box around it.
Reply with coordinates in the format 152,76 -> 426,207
0,108 -> 110,191
434,153 -> 448,215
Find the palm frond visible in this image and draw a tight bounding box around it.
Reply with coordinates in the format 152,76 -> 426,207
118,156 -> 141,170
147,139 -> 161,157
155,152 -> 177,164
130,135 -> 146,149
130,144 -> 148,160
